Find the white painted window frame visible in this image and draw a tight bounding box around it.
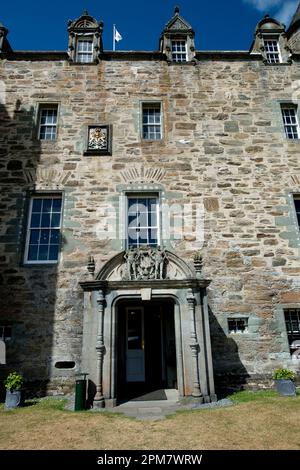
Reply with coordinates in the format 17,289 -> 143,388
281,105 -> 299,140
125,193 -> 160,249
76,37 -> 94,63
264,38 -> 282,64
141,102 -> 162,141
24,195 -> 63,265
38,105 -> 58,141
171,39 -> 187,62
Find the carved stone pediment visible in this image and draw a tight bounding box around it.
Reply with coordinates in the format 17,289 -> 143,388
97,249 -> 194,282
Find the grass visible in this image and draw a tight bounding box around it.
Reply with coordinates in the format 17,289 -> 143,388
0,392 -> 299,450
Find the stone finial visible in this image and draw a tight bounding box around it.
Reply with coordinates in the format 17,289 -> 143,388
87,255 -> 95,278
83,9 -> 89,16
264,14 -> 270,18
194,251 -> 203,279
174,6 -> 180,15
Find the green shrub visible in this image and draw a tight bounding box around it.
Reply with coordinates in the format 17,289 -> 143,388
4,372 -> 24,391
273,368 -> 296,381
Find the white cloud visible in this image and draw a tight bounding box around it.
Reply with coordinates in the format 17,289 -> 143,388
244,0 -> 282,11
276,0 -> 299,25
244,0 -> 299,26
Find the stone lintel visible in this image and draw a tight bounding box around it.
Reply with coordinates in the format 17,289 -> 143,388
79,278 -> 211,292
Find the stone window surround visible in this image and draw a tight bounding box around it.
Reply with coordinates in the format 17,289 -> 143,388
277,102 -> 300,141
35,102 -> 60,142
23,190 -> 64,266
140,101 -> 164,141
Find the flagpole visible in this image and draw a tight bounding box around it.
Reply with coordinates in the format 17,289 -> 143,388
113,24 -> 115,51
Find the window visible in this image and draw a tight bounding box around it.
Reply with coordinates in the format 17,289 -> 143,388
228,318 -> 248,333
38,105 -> 58,141
171,40 -> 187,62
264,39 -> 281,63
142,103 -> 162,140
284,309 -> 300,356
76,38 -> 93,63
281,106 -> 299,140
294,197 -> 300,228
24,196 -> 62,264
127,196 -> 159,247
0,326 -> 12,341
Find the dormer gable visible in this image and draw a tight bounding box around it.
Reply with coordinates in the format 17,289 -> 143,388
68,10 -> 103,63
250,15 -> 291,64
159,7 -> 196,63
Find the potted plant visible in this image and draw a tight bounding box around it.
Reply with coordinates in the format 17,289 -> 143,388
4,371 -> 24,409
273,368 -> 296,397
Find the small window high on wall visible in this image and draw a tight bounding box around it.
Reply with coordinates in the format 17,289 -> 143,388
264,39 -> 281,63
76,38 -> 93,63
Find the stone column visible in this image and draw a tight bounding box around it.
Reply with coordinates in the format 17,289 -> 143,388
187,289 -> 202,400
94,289 -> 105,408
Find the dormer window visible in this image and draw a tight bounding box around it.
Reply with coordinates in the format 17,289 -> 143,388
160,7 -> 196,63
250,15 -> 290,64
171,40 -> 187,62
76,38 -> 93,63
68,10 -> 103,64
264,39 -> 281,63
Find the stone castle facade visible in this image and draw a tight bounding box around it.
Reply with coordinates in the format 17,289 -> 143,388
1,6 -> 300,405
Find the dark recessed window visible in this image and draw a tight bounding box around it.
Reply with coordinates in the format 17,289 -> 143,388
294,197 -> 300,229
284,309 -> 300,357
55,361 -> 76,369
228,318 -> 248,334
24,196 -> 62,264
0,326 -> 12,341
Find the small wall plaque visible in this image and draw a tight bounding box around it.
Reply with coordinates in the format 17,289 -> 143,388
84,125 -> 112,156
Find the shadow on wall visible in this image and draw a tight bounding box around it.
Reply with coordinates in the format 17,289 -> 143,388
0,96 -> 58,399
209,306 -> 250,397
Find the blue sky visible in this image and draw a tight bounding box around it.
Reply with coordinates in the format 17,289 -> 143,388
1,0 -> 299,51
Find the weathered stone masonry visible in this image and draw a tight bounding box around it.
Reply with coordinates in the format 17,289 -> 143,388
0,7 -> 300,402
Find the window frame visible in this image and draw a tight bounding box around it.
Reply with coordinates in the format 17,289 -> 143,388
141,101 -> 163,141
125,193 -> 160,249
284,309 -> 300,356
37,104 -> 59,141
293,195 -> 300,230
263,38 -> 282,64
24,194 -> 63,265
0,325 -> 12,342
228,317 -> 249,334
76,37 -> 94,63
281,105 -> 299,140
171,39 -> 188,63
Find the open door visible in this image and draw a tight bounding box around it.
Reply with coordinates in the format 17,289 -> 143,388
126,306 -> 145,382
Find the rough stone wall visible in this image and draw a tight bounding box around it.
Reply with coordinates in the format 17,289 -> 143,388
288,29 -> 300,53
1,56 -> 300,392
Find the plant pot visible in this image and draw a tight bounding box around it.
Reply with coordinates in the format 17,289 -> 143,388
5,390 -> 22,409
274,379 -> 296,397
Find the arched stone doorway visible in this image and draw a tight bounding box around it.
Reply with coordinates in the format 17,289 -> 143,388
80,248 -> 216,407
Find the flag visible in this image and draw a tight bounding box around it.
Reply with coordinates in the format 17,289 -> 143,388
114,28 -> 122,42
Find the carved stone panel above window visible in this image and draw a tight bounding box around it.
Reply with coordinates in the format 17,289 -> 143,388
84,125 -> 112,156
